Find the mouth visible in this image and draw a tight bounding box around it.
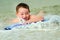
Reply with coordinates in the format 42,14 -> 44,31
23,18 -> 29,21
23,18 -> 27,20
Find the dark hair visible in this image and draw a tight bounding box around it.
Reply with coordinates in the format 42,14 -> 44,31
16,3 -> 30,13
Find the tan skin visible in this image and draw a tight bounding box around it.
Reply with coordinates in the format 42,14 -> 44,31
12,7 -> 44,24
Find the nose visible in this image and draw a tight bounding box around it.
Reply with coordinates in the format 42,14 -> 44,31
23,14 -> 26,18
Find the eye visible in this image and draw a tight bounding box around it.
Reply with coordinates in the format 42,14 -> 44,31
26,12 -> 29,15
21,14 -> 23,15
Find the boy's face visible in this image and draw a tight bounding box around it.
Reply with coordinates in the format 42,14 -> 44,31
16,7 -> 30,21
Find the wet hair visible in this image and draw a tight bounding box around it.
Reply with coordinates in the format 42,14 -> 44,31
16,3 -> 30,13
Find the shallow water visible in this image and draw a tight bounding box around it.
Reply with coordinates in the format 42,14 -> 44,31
0,29 -> 60,40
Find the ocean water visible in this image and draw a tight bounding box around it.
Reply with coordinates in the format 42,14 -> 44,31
0,0 -> 60,40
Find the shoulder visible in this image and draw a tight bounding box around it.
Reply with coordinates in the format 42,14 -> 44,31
30,15 -> 44,21
30,15 -> 37,19
30,15 -> 42,19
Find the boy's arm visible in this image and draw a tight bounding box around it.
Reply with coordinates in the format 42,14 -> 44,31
10,18 -> 19,24
24,15 -> 44,24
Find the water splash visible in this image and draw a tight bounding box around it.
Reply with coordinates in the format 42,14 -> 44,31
3,15 -> 60,30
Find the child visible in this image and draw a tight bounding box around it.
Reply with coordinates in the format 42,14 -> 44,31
4,3 -> 44,30
12,3 -> 44,24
